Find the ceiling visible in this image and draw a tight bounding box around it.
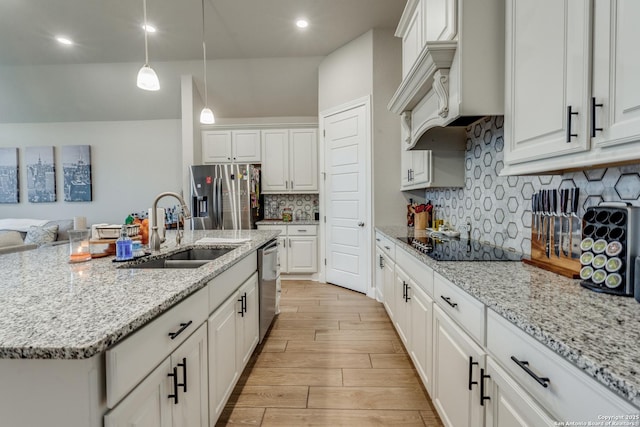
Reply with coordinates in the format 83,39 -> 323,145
0,0 -> 405,66
0,0 -> 405,123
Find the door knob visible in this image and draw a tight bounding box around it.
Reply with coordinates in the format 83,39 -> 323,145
357,221 -> 365,227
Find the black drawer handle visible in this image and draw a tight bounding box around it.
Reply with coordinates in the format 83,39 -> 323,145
480,368 -> 491,406
168,320 -> 193,340
468,357 -> 478,390
297,229 -> 308,232
167,366 -> 179,404
511,356 -> 550,388
440,295 -> 458,308
591,97 -> 603,137
177,357 -> 187,393
384,246 -> 391,250
566,105 -> 578,142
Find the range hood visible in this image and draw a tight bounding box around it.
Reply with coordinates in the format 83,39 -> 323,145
388,0 -> 504,150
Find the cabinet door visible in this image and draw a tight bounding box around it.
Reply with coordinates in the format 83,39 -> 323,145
170,324 -> 208,427
290,129 -> 318,192
402,3 -> 423,77
104,359 -> 172,427
504,0 -> 591,165
382,255 -> 396,319
202,131 -> 233,163
237,273 -> 259,369
433,305 -> 485,427
394,267 -> 411,346
375,247 -> 385,302
592,0 -> 640,151
485,357 -> 556,427
261,129 -> 289,192
410,150 -> 431,186
400,148 -> 412,188
288,236 -> 318,273
208,293 -> 239,423
410,284 -> 433,394
232,130 -> 261,163
278,236 -> 288,273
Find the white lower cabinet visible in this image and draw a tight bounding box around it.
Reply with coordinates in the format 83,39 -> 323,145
105,324 -> 208,427
208,272 -> 259,425
409,283 -> 433,394
484,356 -> 555,427
382,252 -> 396,320
258,224 -> 318,274
394,266 -> 412,346
433,305 -> 486,427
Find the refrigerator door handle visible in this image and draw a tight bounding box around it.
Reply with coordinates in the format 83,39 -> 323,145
216,178 -> 223,229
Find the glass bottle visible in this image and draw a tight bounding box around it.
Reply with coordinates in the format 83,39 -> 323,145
116,225 -> 133,261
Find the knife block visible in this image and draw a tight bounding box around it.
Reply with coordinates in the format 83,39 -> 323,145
523,215 -> 581,278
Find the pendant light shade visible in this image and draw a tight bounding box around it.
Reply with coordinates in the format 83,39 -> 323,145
199,0 -> 215,124
137,0 -> 160,91
200,107 -> 215,124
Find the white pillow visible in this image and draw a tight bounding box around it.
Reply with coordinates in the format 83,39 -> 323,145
24,225 -> 58,246
0,231 -> 25,248
0,218 -> 49,233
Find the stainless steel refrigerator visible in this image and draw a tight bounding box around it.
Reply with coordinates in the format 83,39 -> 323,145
190,164 -> 262,230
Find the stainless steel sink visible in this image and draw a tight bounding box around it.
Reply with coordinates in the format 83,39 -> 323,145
128,247 -> 235,269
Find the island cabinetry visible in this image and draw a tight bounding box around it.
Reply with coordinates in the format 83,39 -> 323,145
104,323 -> 208,427
486,309 -> 638,423
202,130 -> 261,163
105,286 -> 209,408
261,128 -> 318,193
208,272 -> 259,425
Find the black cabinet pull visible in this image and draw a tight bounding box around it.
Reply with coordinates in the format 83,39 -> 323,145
177,357 -> 187,393
511,356 -> 550,388
238,296 -> 245,317
480,368 -> 491,406
405,284 -> 411,302
402,281 -> 407,301
167,366 -> 179,404
440,295 -> 458,308
168,320 -> 193,340
379,255 -> 384,269
591,97 -> 603,137
566,105 -> 579,142
243,293 -> 248,314
468,357 -> 479,390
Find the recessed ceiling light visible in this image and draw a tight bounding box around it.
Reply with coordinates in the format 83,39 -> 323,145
142,24 -> 156,33
55,36 -> 74,46
296,19 -> 309,29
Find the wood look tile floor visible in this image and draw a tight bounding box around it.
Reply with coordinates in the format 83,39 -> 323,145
216,281 -> 444,427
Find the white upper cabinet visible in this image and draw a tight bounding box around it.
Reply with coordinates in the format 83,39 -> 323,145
504,0 -> 591,166
503,0 -> 640,175
202,130 -> 260,163
261,128 -> 318,194
402,2 -> 423,78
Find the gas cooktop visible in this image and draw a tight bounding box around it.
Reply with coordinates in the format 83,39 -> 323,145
397,236 -> 523,262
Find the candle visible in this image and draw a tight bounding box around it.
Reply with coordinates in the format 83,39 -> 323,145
68,230 -> 91,263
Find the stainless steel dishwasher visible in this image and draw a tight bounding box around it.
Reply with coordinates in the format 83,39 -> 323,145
258,239 -> 279,343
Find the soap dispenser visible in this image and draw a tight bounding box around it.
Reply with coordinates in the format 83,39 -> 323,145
116,225 -> 133,261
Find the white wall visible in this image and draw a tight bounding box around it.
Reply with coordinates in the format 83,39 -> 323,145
318,31 -> 373,113
372,29 -> 406,226
0,120 -> 181,225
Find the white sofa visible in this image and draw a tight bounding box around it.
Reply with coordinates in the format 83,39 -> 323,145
0,219 -> 74,255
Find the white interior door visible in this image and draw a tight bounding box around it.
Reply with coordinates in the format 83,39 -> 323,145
324,103 -> 368,293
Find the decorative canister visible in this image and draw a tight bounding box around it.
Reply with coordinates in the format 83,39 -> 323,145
282,208 -> 293,222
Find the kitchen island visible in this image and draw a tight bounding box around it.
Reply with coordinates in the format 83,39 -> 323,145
377,225 -> 640,418
0,229 -> 278,426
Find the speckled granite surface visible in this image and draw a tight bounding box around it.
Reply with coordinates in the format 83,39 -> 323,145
0,229 -> 278,360
377,225 -> 640,409
256,220 -> 319,225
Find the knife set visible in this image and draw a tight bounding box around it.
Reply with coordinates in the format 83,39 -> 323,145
579,204 -> 640,296
524,188 -> 582,278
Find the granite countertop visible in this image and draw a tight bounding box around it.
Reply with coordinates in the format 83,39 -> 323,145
376,225 -> 640,409
0,229 -> 278,360
256,219 -> 320,225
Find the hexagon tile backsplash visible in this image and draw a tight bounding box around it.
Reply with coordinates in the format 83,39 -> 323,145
264,194 -> 319,221
424,116 -> 640,255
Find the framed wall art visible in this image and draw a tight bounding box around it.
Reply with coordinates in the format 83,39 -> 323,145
0,147 -> 19,204
25,146 -> 56,203
61,145 -> 92,202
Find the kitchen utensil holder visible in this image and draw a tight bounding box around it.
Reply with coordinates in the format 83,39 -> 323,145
580,205 -> 639,296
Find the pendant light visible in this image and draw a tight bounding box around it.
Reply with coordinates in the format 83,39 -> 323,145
136,0 -> 160,91
199,0 -> 215,124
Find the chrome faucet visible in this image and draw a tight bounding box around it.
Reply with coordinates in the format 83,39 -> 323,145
149,192 -> 192,251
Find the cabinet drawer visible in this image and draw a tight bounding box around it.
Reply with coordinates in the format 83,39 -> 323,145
288,225 -> 317,236
433,272 -> 485,345
396,245 -> 433,297
106,286 -> 208,408
486,309 -> 637,421
375,232 -> 396,259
